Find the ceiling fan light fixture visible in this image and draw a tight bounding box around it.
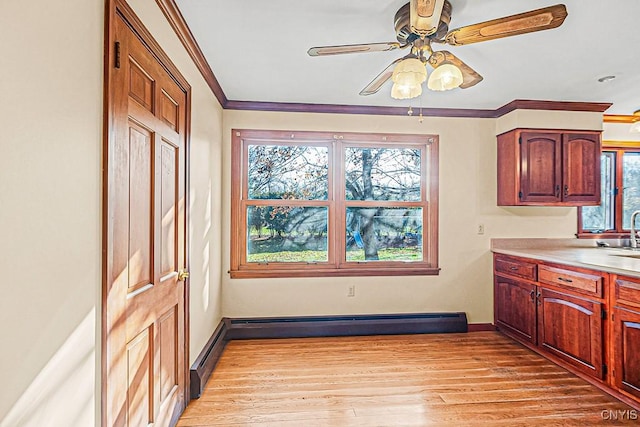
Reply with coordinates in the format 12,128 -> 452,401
390,57 -> 427,99
427,63 -> 463,91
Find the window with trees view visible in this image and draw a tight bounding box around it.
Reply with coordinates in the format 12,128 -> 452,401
579,146 -> 640,236
230,129 -> 439,278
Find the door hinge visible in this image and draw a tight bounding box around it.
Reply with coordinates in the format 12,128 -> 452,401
614,187 -> 619,196
115,41 -> 121,69
519,136 -> 522,145
602,364 -> 607,375
518,191 -> 523,199
601,309 -> 607,320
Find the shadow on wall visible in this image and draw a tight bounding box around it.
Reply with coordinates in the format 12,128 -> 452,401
0,309 -> 95,427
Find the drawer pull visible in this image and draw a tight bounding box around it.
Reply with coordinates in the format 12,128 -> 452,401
510,266 -> 519,270
558,277 -> 573,283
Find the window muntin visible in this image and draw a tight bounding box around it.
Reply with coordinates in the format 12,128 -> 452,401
231,130 -> 439,278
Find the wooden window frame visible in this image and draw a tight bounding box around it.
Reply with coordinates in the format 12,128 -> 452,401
578,143 -> 640,238
230,129 -> 440,278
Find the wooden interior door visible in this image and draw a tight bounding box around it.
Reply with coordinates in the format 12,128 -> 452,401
104,3 -> 190,426
519,132 -> 562,203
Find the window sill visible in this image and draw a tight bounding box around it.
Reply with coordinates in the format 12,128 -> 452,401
229,266 -> 441,279
576,232 -> 630,239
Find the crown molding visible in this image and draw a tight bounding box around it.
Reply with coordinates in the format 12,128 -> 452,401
155,0 -> 227,106
603,114 -> 640,124
225,100 -> 495,118
494,100 -> 612,117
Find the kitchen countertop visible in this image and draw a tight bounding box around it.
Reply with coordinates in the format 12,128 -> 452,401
491,238 -> 640,278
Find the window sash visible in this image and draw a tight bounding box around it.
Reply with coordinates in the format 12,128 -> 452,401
578,146 -> 640,237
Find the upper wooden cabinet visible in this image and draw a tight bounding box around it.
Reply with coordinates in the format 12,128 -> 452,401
497,129 -> 601,206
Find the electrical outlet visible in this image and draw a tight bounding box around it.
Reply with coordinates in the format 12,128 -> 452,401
477,224 -> 485,235
347,285 -> 356,297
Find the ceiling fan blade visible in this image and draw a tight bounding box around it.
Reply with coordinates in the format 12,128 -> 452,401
359,58 -> 405,96
428,51 -> 483,89
444,4 -> 568,46
308,42 -> 401,57
410,0 -> 446,37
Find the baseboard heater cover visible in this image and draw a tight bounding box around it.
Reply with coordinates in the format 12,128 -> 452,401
189,320 -> 228,399
224,312 -> 468,340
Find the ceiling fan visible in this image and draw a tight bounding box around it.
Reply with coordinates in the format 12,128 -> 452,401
307,1 -> 568,98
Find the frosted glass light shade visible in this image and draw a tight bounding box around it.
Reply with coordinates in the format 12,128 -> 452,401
427,63 -> 463,91
390,58 -> 427,100
391,81 -> 423,99
630,121 -> 640,133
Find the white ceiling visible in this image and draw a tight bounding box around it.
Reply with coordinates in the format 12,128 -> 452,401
175,0 -> 640,114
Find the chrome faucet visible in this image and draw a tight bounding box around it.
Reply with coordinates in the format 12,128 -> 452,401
631,210 -> 640,248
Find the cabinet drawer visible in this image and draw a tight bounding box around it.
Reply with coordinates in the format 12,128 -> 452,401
538,265 -> 603,297
495,255 -> 537,281
615,277 -> 640,310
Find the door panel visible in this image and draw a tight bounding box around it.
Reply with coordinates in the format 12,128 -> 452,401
563,133 -> 601,203
127,122 -> 153,292
160,141 -> 177,277
494,275 -> 537,345
612,307 -> 640,398
538,288 -> 603,378
519,132 -> 562,203
105,5 -> 188,426
127,328 -> 152,427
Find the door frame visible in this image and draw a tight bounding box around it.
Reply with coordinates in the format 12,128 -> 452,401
102,0 -> 191,424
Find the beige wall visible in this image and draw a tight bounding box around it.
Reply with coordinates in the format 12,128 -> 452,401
0,0 -> 223,425
221,110 -> 578,322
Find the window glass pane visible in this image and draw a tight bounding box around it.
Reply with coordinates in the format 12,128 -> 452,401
582,152 -> 615,232
248,145 -> 328,200
247,206 -> 328,262
623,152 -> 640,229
345,207 -> 423,262
345,147 -> 421,201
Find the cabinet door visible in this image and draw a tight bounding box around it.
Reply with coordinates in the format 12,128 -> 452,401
538,288 -> 603,378
495,275 -> 537,345
519,132 -> 562,203
612,307 -> 640,399
562,133 -> 601,204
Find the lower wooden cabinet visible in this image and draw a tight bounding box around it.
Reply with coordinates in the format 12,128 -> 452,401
495,253 -> 640,408
612,306 -> 640,399
494,274 -> 537,345
538,288 -> 603,379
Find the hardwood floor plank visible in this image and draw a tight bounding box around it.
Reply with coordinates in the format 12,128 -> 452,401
178,332 -> 637,426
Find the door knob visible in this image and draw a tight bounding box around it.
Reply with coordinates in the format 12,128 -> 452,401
178,269 -> 190,281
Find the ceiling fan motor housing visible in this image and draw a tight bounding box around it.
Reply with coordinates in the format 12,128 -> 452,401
395,1 -> 452,44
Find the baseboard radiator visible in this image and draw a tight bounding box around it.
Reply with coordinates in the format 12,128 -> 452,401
225,312 -> 468,339
190,312 -> 468,399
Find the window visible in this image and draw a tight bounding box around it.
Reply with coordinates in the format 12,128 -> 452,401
230,129 -> 439,278
578,146 -> 640,236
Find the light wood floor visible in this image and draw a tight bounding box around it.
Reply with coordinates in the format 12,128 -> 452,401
178,332 -> 637,426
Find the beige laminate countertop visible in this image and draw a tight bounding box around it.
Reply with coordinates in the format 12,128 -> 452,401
491,239 -> 640,279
